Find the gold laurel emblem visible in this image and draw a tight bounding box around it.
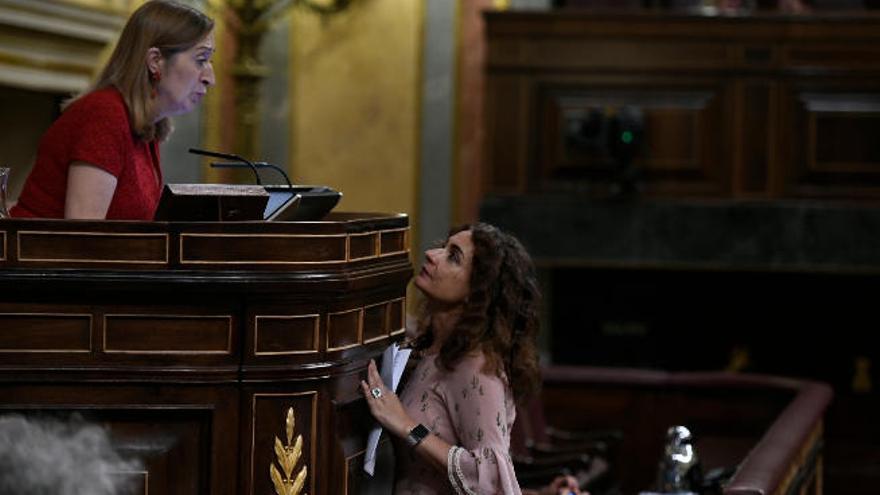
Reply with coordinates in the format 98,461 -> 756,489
270,407 -> 307,495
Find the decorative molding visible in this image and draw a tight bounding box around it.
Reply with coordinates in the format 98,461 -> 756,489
343,446 -> 368,495
254,314 -> 320,356
327,297 -> 405,350
378,228 -> 409,257
347,231 -> 379,261
0,312 -> 92,353
17,231 -> 169,264
0,0 -> 126,93
270,407 -> 307,495
251,392 -> 317,495
103,314 -> 233,355
179,233 -> 348,265
326,307 -> 362,352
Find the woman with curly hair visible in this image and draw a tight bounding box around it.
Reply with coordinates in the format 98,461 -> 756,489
11,0 -> 214,220
361,223 -> 579,495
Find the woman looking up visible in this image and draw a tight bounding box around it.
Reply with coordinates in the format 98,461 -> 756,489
361,223 -> 580,495
11,0 -> 215,220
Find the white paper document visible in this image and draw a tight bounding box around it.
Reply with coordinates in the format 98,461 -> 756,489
363,342 -> 412,475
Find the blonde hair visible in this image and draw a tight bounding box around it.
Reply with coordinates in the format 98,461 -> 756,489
69,0 -> 214,142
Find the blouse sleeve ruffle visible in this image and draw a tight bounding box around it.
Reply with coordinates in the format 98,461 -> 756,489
447,445 -> 520,495
441,353 -> 521,494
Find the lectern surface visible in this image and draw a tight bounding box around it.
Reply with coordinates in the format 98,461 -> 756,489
0,213 -> 411,495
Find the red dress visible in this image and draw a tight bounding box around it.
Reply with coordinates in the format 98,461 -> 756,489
11,87 -> 163,220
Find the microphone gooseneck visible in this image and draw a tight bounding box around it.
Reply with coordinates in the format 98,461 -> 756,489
188,147 -> 262,186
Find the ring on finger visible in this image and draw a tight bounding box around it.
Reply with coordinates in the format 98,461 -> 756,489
371,387 -> 382,399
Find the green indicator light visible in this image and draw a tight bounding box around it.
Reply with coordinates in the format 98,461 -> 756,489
621,131 -> 634,144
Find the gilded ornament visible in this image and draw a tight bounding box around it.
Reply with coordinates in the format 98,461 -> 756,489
270,407 -> 307,495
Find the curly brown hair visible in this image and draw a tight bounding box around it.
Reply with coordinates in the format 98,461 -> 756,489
412,223 -> 541,404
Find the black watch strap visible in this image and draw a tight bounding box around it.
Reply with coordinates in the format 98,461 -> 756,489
406,423 -> 430,448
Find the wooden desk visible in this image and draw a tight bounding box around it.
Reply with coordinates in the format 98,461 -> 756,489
0,213 -> 411,495
540,366 -> 832,495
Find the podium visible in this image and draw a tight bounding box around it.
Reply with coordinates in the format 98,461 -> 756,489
0,213 -> 410,495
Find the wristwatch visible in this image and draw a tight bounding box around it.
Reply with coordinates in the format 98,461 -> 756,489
406,423 -> 430,448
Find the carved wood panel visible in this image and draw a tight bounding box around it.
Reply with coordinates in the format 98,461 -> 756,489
779,82 -> 880,198
483,11 -> 880,201
535,81 -> 729,196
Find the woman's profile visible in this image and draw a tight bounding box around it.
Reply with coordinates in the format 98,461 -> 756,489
11,0 -> 215,220
361,223 -> 581,495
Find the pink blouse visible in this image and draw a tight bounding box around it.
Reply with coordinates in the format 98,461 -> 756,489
394,351 -> 522,495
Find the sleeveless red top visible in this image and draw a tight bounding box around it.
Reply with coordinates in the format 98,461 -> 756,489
11,87 -> 162,220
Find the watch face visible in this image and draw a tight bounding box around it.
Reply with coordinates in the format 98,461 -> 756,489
408,424 -> 430,446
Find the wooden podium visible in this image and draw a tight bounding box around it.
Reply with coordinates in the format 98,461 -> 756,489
0,213 -> 411,495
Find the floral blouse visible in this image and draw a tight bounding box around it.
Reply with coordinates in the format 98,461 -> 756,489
393,350 -> 521,495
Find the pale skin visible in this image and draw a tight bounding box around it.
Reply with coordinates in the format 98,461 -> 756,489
360,230 -> 581,495
64,32 -> 215,219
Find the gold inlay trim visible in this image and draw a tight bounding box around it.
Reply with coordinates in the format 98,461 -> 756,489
179,233 -> 348,265
347,231 -> 379,262
270,407 -> 308,495
17,231 -> 169,264
0,312 -> 92,353
326,307 -> 363,352
390,294 -> 407,337
342,438 -> 390,494
343,446 -> 368,495
254,314 -> 320,356
323,297 -> 406,350
102,314 -> 233,355
251,392 -> 318,495
378,228 -> 410,258
362,300 -> 391,345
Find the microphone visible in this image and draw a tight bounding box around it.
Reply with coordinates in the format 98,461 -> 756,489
210,161 -> 294,190
188,147 -> 262,185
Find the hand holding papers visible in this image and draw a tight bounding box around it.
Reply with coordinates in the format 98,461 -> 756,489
364,342 -> 411,475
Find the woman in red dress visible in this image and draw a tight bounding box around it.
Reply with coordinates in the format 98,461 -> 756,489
11,0 -> 215,220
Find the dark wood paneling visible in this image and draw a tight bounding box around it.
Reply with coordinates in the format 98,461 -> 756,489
740,81 -> 773,194
349,232 -> 378,260
254,314 -> 319,355
0,385 -> 239,495
486,76 -> 528,191
539,369 -> 827,495
0,216 -> 411,495
484,11 -> 880,201
812,113 -> 880,172
388,299 -> 404,334
180,234 -> 347,264
18,231 -> 168,264
784,87 -> 880,198
379,229 -> 407,256
0,313 -> 91,352
536,84 -> 727,195
327,309 -> 361,351
246,392 -> 318,495
362,303 -> 388,343
104,314 -> 232,354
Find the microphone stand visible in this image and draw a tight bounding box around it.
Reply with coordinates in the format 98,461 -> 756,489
188,148 -> 263,186
209,162 -> 294,190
